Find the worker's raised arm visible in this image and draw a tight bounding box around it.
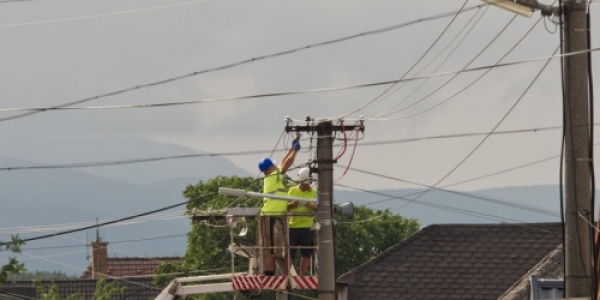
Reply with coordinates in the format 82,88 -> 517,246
281,140 -> 300,173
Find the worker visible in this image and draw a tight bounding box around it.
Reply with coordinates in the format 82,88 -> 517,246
258,139 -> 300,276
287,167 -> 317,276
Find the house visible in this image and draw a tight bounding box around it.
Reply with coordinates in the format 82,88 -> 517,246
79,238 -> 180,279
3,238 -> 181,300
336,223 -> 564,300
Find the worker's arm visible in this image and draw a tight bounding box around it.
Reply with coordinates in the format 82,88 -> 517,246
305,202 -> 317,211
288,200 -> 298,210
280,141 -> 300,173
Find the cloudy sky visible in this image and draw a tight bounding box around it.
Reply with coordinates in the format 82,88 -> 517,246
0,0 -> 597,274
1,0 -> 581,190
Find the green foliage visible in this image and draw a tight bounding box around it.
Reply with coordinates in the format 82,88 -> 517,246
9,270 -> 76,281
174,176 -> 263,300
155,175 -> 419,299
32,277 -> 125,300
0,235 -> 25,288
93,277 -> 126,300
334,206 -> 419,275
34,280 -> 84,300
35,281 -> 62,300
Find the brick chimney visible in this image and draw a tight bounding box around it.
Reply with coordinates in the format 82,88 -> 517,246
91,238 -> 108,278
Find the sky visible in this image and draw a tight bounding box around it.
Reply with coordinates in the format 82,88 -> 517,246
0,0 -> 597,275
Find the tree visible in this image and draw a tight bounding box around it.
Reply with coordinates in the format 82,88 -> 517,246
334,206 -> 419,275
92,278 -> 126,300
8,270 -> 76,281
34,280 -> 83,300
154,175 -> 420,299
34,278 -> 125,300
0,235 -> 25,288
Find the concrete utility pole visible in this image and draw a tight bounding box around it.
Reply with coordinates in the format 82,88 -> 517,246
285,118 -> 364,300
316,120 -> 336,300
561,0 -> 594,298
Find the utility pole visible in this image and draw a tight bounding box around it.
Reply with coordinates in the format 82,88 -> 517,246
561,0 -> 593,298
316,120 -> 336,300
286,118 -> 365,300
482,0 -> 593,297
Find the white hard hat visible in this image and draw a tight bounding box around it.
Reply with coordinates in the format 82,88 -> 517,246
297,167 -> 312,183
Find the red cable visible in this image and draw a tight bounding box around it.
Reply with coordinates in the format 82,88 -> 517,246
334,125 -> 360,182
334,121 -> 348,161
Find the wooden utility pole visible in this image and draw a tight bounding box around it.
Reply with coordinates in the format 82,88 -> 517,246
562,0 -> 594,298
482,1 -> 593,297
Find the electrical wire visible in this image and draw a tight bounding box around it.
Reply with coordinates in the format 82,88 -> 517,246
376,12 -> 519,119
0,123 -> 584,172
0,0 -> 214,28
0,198 -> 194,246
338,165 -> 558,217
397,45 -> 560,210
1,46 -> 592,115
368,5 -> 490,118
334,125 -> 360,182
0,212 -> 186,234
335,183 -> 529,224
20,233 -> 187,251
375,13 -> 544,120
339,0 -> 473,118
0,4 -> 485,123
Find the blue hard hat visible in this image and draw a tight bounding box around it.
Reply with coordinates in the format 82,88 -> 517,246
258,158 -> 275,172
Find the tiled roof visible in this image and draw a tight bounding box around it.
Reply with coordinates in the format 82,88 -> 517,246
337,223 -> 563,300
5,278 -> 160,300
80,256 -> 180,278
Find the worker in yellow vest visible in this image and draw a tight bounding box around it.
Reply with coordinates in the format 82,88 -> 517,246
258,139 -> 300,276
287,167 -> 317,276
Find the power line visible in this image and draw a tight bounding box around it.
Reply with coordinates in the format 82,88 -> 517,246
0,4 -> 484,123
0,124 -> 573,172
340,165 -> 558,217
335,183 -> 529,223
391,45 -> 559,212
0,199 -> 193,246
21,233 -> 187,251
0,212 -> 186,234
375,12 -> 522,119
1,46 -> 593,115
0,0 -> 214,26
340,0 -> 476,117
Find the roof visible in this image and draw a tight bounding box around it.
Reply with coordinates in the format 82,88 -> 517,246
336,223 -> 563,300
80,256 -> 180,278
4,278 -> 160,300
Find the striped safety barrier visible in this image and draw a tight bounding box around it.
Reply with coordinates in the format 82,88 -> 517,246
290,276 -> 318,289
232,275 -> 287,290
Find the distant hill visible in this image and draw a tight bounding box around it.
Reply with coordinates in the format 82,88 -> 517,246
335,185 -> 562,226
0,144 -> 570,276
0,134 -> 251,185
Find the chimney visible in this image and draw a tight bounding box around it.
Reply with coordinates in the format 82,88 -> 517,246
91,238 -> 108,278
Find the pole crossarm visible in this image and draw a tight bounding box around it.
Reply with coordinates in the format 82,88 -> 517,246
285,123 -> 365,134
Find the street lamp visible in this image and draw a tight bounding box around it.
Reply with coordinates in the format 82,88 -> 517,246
482,0 -> 534,17
481,0 -> 558,17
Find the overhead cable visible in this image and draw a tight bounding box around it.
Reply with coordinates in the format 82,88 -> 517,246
0,124 -> 582,172
375,12 -> 521,119
0,47 -> 593,114
395,45 -> 560,210
334,183 -> 528,223
0,0 -> 214,27
0,4 -> 484,122
339,0 -> 474,117
340,165 -> 558,216
0,198 -> 193,246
